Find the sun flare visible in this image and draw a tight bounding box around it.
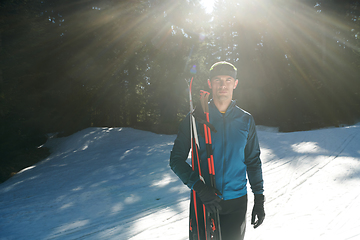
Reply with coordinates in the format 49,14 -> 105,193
201,0 -> 215,13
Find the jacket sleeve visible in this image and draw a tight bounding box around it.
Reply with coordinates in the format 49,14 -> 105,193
169,114 -> 200,189
244,116 -> 264,194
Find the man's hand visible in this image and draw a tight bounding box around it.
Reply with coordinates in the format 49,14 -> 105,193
193,180 -> 222,213
251,194 -> 265,228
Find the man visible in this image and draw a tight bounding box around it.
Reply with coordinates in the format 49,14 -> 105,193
170,61 -> 265,240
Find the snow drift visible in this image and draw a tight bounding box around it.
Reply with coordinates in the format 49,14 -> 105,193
0,125 -> 359,240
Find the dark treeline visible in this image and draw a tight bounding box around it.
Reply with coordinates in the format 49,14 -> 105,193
0,0 -> 359,182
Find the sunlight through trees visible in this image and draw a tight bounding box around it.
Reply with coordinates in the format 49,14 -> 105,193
0,0 -> 359,181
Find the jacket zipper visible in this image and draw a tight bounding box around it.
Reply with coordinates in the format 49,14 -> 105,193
221,113 -> 226,196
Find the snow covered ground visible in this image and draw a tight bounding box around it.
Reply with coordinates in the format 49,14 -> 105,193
0,124 -> 359,240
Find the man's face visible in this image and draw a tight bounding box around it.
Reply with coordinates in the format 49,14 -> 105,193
208,75 -> 238,101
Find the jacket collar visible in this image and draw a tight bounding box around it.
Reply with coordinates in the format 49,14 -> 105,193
209,99 -> 236,117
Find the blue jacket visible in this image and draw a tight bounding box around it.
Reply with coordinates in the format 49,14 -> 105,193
170,100 -> 264,200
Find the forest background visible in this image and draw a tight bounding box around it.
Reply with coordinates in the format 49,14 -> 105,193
0,0 -> 359,182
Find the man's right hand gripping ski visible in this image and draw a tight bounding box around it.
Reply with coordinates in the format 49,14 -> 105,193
193,180 -> 222,214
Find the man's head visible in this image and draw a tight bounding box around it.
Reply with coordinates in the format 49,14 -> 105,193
208,61 -> 238,103
209,61 -> 237,80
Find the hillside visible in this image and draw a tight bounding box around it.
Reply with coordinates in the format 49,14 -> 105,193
0,125 -> 359,239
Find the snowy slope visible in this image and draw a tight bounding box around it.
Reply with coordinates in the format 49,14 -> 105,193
0,125 -> 359,240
